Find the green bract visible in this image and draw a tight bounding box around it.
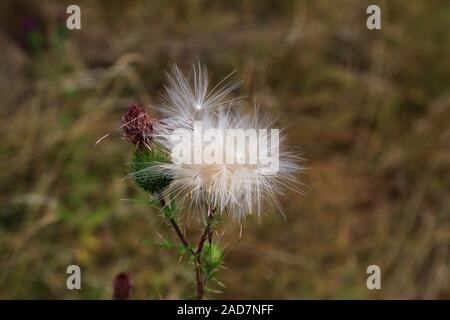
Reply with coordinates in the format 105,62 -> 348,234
131,144 -> 172,194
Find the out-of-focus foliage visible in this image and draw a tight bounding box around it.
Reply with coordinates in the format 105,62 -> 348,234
0,0 -> 448,299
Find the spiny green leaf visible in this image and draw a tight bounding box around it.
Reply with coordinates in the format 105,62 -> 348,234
201,242 -> 224,280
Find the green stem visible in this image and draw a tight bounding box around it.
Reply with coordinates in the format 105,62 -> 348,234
158,194 -> 204,300
195,206 -> 216,299
197,207 -> 215,255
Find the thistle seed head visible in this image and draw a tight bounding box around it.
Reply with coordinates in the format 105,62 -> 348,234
152,64 -> 302,221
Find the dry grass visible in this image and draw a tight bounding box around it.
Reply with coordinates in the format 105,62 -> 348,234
0,0 -> 449,299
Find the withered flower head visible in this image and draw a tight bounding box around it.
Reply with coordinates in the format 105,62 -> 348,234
121,104 -> 154,149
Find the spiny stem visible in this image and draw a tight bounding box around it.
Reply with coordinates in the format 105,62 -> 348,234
158,194 -> 204,300
197,207 -> 215,255
169,218 -> 191,253
195,206 -> 216,299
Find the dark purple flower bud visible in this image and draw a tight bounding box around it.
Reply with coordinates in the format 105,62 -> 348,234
121,104 -> 154,149
113,272 -> 132,300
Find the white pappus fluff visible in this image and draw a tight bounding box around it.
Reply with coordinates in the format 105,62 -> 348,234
153,63 -> 302,221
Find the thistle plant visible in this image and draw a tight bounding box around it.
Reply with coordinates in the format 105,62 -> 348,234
118,64 -> 300,299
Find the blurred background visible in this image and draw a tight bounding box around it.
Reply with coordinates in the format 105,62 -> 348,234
0,0 -> 449,299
